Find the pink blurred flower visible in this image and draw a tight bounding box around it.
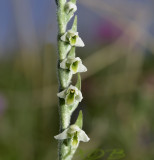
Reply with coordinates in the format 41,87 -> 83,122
96,20 -> 123,43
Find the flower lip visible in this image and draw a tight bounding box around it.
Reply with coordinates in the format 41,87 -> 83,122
68,30 -> 78,36
68,124 -> 80,134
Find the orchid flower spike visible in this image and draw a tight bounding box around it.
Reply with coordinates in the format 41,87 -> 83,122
61,30 -> 85,47
65,2 -> 77,14
57,85 -> 82,106
54,124 -> 90,147
60,57 -> 87,74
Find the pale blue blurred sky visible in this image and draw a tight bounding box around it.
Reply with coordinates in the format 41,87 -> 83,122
0,0 -> 154,54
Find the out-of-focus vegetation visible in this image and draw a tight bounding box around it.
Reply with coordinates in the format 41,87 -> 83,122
0,0 -> 154,160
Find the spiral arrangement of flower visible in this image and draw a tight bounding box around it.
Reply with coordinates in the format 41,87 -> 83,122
54,0 -> 90,159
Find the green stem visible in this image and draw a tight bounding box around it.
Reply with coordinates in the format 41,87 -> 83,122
57,0 -> 73,159
56,0 -> 79,159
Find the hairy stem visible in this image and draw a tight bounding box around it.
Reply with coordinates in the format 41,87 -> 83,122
56,0 -> 83,159
57,0 -> 73,159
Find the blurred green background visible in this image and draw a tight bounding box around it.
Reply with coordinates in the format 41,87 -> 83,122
0,0 -> 154,160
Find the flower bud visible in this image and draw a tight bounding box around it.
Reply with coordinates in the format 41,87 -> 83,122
65,2 -> 77,14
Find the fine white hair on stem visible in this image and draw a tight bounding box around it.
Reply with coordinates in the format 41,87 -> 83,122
56,0 -> 89,159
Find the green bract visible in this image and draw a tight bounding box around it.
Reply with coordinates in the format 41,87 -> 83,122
54,124 -> 90,147
60,57 -> 87,74
61,30 -> 85,47
57,85 -> 83,105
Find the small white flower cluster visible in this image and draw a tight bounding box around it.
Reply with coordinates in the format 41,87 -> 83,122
61,30 -> 85,47
60,57 -> 87,75
55,1 -> 89,147
57,85 -> 83,105
58,31 -> 87,106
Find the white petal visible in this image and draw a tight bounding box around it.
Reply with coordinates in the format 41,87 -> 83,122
67,58 -> 74,64
78,130 -> 90,142
68,85 -> 78,92
73,57 -> 81,62
68,30 -> 78,36
75,37 -> 85,47
78,63 -> 87,73
68,125 -> 80,134
75,90 -> 83,102
57,89 -> 66,99
61,32 -> 67,42
54,129 -> 69,140
60,59 -> 68,69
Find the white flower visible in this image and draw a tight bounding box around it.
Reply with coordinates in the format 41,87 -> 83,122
61,30 -> 85,47
57,85 -> 83,105
54,124 -> 90,147
65,2 -> 77,14
60,57 -> 87,74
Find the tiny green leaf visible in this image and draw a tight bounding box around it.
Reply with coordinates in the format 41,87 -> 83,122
75,110 -> 83,129
76,73 -> 81,90
71,16 -> 77,32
